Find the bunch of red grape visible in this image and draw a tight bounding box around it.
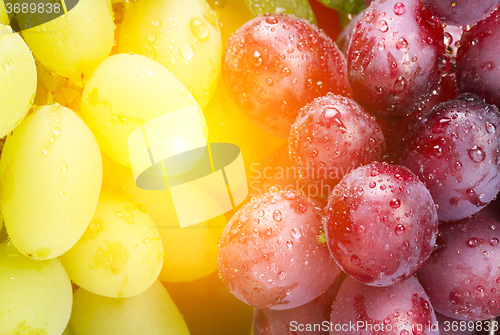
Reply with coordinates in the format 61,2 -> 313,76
217,0 -> 500,334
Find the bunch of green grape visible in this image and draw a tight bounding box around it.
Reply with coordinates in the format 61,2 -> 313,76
0,0 -> 351,332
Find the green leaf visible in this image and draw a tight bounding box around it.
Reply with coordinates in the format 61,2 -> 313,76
317,0 -> 365,15
244,0 -> 317,25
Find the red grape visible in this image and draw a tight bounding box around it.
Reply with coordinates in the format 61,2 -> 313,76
217,189 -> 342,310
421,0 -> 500,26
398,94 -> 500,222
253,274 -> 345,334
222,14 -> 352,139
347,0 -> 446,118
330,276 -> 439,335
289,93 -> 385,197
324,161 -> 438,287
418,217 -> 500,321
457,7 -> 500,109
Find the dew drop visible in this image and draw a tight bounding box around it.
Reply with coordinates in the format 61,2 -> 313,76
351,255 -> 361,266
52,127 -> 60,136
390,198 -> 401,209
369,181 -> 376,188
490,238 -> 499,246
180,44 -> 195,60
378,20 -> 389,32
190,19 -> 209,40
42,147 -> 49,155
467,238 -> 478,247
265,16 -> 278,24
273,209 -> 282,222
396,38 -> 408,49
110,116 -> 120,125
395,224 -> 405,235
468,146 -> 486,163
290,228 -> 302,238
394,2 -> 405,15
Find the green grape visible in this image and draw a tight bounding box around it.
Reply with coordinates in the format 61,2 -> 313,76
316,0 -> 365,14
102,152 -> 225,283
0,24 -> 37,139
21,0 -> 114,86
0,105 -> 102,260
70,281 -> 190,335
80,53 -> 207,168
0,242 -> 72,335
244,0 -> 316,24
118,0 -> 222,109
61,191 -> 164,298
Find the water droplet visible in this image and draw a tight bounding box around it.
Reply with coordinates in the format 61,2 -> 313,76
320,107 -> 347,131
52,127 -> 60,136
152,18 -> 161,28
190,19 -> 209,40
42,147 -> 49,155
394,2 -> 405,15
273,209 -> 282,222
396,38 -> 408,49
180,44 -> 195,60
351,255 -> 361,266
377,42 -> 385,50
486,122 -> 496,134
467,238 -> 478,247
437,54 -> 450,74
61,164 -> 67,172
390,198 -> 401,209
148,33 -> 156,42
450,197 -> 459,206
395,224 -> 405,235
286,240 -> 293,248
110,116 -> 120,125
258,209 -> 265,217
378,20 -> 389,32
490,238 -> 499,246
290,228 -> 301,238
252,229 -> 260,237
369,181 -> 376,188
280,67 -> 291,77
143,237 -> 151,244
432,117 -> 452,133
266,16 -> 278,24
394,76 -> 407,94
279,271 -> 287,280
468,146 -> 486,163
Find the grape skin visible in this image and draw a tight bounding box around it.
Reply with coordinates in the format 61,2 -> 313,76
0,242 -> 72,335
330,276 -> 438,335
0,105 -> 102,260
289,93 -> 385,195
223,13 -> 352,139
218,190 -> 342,310
70,281 -> 190,335
347,0 -> 446,118
397,94 -> 500,222
61,192 -> 164,298
418,217 -> 500,321
324,162 -> 438,287
421,0 -> 500,26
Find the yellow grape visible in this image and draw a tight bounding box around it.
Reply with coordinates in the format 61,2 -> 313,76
0,2 -> 7,25
118,0 -> 222,109
80,53 -> 207,168
102,152 -> 225,283
21,0 -> 114,86
70,281 -> 190,335
0,105 -> 102,260
0,242 -> 72,335
61,191 -> 164,298
0,24 -> 37,139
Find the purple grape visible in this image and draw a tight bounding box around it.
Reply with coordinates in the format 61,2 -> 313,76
347,0 -> 446,118
457,7 -> 500,110
418,217 -> 500,321
330,276 -> 439,335
337,10 -> 365,56
397,94 -> 500,222
421,0 -> 500,26
217,190 -> 342,310
289,94 -> 385,198
323,161 -> 438,287
253,275 -> 345,335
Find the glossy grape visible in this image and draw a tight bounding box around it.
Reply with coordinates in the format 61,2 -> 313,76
398,94 -> 500,221
223,13 -> 352,139
253,276 -> 344,334
348,0 -> 446,118
218,189 -> 342,310
457,7 -> 500,109
330,276 -> 438,335
421,0 -> 500,26
289,93 -> 385,196
418,217 -> 500,321
324,161 -> 438,287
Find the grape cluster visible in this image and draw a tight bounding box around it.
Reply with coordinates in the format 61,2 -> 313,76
216,0 -> 500,334
2,0 -> 500,334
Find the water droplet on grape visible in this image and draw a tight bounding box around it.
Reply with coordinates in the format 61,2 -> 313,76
390,198 -> 401,209
290,228 -> 302,238
351,255 -> 361,266
378,20 -> 389,32
486,122 -> 496,134
395,224 -> 405,235
273,209 -> 282,221
468,146 -> 486,162
467,238 -> 478,247
180,44 -> 195,60
190,19 -> 209,40
394,76 -> 407,94
265,16 -> 278,24
151,18 -> 161,28
394,2 -> 405,15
